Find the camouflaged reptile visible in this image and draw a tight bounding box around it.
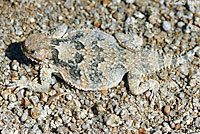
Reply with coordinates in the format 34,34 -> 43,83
11,26 -> 200,95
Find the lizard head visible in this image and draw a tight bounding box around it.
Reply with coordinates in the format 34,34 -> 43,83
22,33 -> 53,62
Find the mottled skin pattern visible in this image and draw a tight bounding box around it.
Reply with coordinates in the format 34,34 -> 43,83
51,30 -> 128,90
13,29 -> 199,94
22,30 -> 129,92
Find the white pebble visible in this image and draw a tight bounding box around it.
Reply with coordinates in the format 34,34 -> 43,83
106,114 -> 121,127
126,0 -> 135,4
195,117 -> 200,128
21,110 -> 28,121
162,21 -> 171,31
8,94 -> 17,102
134,11 -> 145,19
177,21 -> 185,28
30,17 -> 35,23
58,16 -> 63,20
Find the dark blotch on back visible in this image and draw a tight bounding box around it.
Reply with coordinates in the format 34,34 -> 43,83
52,48 -> 68,67
89,68 -> 103,84
51,47 -> 82,81
92,31 -> 105,41
69,67 -> 81,81
51,39 -> 69,46
68,60 -> 76,68
71,32 -> 84,41
74,52 -> 84,63
90,41 -> 104,63
73,41 -> 84,50
52,48 -> 59,63
88,60 -> 103,84
67,60 -> 81,80
59,60 -> 68,67
91,41 -> 103,52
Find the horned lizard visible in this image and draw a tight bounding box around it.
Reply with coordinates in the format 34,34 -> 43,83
10,27 -> 200,95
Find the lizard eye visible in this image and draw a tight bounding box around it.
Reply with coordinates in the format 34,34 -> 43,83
30,50 -> 35,54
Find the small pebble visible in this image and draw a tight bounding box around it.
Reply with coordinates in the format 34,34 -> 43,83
21,110 -> 28,121
11,60 -> 19,71
126,0 -> 134,4
194,117 -> 200,128
29,17 -> 36,23
162,21 -> 171,31
8,94 -> 16,102
163,105 -> 171,115
174,123 -> 181,130
106,114 -> 121,127
31,107 -> 42,119
22,97 -> 31,108
0,121 -> 4,126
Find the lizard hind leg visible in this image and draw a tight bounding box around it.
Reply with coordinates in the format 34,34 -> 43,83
125,47 -> 162,95
127,72 -> 160,95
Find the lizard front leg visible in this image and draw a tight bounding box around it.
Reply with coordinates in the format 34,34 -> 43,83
9,63 -> 54,93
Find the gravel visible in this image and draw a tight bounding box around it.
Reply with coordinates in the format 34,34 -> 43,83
162,21 -> 171,31
0,0 -> 199,133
